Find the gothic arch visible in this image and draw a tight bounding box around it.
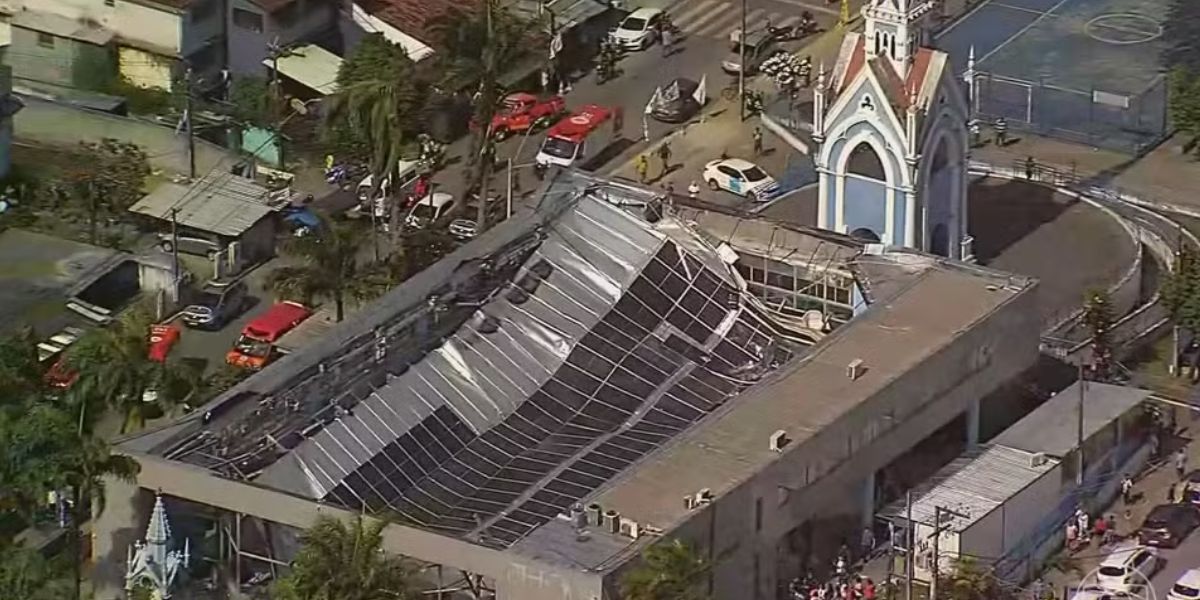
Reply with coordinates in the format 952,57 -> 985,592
847,142 -> 887,181
834,124 -> 900,187
919,116 -> 967,258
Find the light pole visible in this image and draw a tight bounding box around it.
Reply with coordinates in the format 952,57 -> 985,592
738,0 -> 747,121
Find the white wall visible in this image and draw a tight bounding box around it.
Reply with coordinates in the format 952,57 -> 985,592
0,0 -> 184,55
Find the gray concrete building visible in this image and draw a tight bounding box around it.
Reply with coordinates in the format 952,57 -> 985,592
100,171 -> 1040,600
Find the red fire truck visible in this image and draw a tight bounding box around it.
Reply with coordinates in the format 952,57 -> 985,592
534,105 -> 620,169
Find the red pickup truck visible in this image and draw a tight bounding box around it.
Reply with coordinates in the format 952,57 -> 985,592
485,92 -> 566,140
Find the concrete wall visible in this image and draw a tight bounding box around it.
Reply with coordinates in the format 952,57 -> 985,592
666,278 -> 1042,598
5,26 -> 81,87
15,96 -> 233,176
226,0 -> 337,76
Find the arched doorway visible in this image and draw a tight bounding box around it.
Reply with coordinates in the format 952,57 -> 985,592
842,141 -> 889,243
925,131 -> 962,258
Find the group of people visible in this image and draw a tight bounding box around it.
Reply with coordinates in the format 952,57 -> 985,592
787,553 -> 880,600
1064,507 -> 1118,552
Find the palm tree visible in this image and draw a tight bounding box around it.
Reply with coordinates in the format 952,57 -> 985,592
268,217 -> 366,322
325,36 -> 427,249
63,309 -> 196,434
620,538 -> 711,600
0,544 -> 74,600
273,515 -> 417,600
58,433 -> 140,600
430,0 -> 544,232
936,557 -> 1009,600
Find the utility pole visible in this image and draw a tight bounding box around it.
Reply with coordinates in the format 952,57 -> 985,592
928,506 -> 969,600
266,38 -> 293,166
169,207 -> 181,301
476,0 -> 498,232
184,65 -> 196,179
1077,359 -> 1086,485
506,157 -> 514,220
905,491 -> 914,600
738,0 -> 747,121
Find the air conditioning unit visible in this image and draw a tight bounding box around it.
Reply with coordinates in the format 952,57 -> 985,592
696,489 -> 713,506
620,517 -> 641,539
769,430 -> 791,452
846,358 -> 866,380
1029,452 -> 1048,468
684,495 -> 697,510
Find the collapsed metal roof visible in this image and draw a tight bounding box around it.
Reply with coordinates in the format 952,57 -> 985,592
150,174 -> 794,549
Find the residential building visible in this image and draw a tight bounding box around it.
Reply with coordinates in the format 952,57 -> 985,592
226,0 -> 340,76
0,64 -> 21,178
98,170 -> 1040,600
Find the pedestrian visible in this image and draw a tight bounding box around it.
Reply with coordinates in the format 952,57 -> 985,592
661,28 -> 674,57
753,126 -> 764,156
835,554 -> 847,578
860,526 -> 875,555
688,180 -> 700,198
1104,514 -> 1116,545
657,142 -> 672,176
540,69 -> 551,94
993,117 -> 1008,146
862,577 -> 876,600
1121,473 -> 1134,505
324,153 -> 335,172
1176,448 -> 1187,478
1168,483 -> 1177,503
1076,509 -> 1089,534
970,120 -> 981,147
1065,521 -> 1078,550
635,154 -> 649,183
1092,513 -> 1107,542
1025,156 -> 1036,180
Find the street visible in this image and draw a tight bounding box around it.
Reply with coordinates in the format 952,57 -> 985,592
1151,531 -> 1200,599
431,0 -> 851,204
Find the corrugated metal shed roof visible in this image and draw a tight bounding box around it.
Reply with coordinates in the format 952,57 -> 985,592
881,445 -> 1059,532
264,44 -> 342,96
129,173 -> 280,237
992,382 -> 1152,457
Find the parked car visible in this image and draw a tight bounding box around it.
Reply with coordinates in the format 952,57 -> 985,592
1181,469 -> 1200,504
1169,568 -> 1200,600
1068,586 -> 1126,600
483,92 -> 566,140
1137,503 -> 1200,548
405,192 -> 457,229
1095,543 -> 1160,593
182,281 -> 249,331
702,158 -> 780,201
650,77 -> 703,123
158,233 -> 219,259
610,8 -> 664,50
722,30 -> 779,74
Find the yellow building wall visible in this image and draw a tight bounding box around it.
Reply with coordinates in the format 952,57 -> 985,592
119,45 -> 174,90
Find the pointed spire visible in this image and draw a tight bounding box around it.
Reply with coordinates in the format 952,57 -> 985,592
817,62 -> 827,89
145,494 -> 171,546
966,45 -> 976,75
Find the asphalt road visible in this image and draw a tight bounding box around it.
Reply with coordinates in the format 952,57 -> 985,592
431,0 -> 848,203
1150,531 -> 1200,599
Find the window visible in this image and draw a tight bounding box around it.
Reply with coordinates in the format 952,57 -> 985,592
36,32 -> 54,48
232,7 -> 264,32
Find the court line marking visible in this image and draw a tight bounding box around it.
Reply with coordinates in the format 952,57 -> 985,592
990,2 -> 1055,17
934,0 -> 996,39
975,0 -> 1076,67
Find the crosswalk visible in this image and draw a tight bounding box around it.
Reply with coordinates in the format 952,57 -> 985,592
659,0 -> 837,42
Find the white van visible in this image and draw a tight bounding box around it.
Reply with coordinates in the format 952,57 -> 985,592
405,192 -> 456,229
356,158 -> 422,207
1169,569 -> 1200,600
1095,543 -> 1160,594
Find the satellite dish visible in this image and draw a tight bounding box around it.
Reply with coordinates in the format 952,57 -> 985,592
803,310 -> 825,331
289,97 -> 308,114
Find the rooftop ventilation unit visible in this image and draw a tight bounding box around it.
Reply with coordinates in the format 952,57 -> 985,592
587,503 -> 604,526
769,430 -> 791,452
1029,452 -> 1048,468
846,358 -> 865,380
619,517 -> 641,539
605,510 -> 621,534
696,489 -> 713,506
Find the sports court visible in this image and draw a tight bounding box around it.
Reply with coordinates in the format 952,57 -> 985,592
935,0 -> 1168,153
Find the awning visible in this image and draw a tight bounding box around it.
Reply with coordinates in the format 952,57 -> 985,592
263,44 -> 343,96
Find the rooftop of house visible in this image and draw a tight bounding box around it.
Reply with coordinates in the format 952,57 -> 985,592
830,32 -> 947,114
354,0 -> 471,46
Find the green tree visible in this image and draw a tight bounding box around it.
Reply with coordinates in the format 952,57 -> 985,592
325,36 -> 428,242
268,218 -> 367,322
61,139 -> 150,245
1164,0 -> 1200,72
0,544 -> 73,600
273,515 -> 417,600
227,75 -> 274,129
620,538 -> 711,600
936,557 -> 1010,600
64,309 -> 197,433
430,1 -> 543,232
1162,246 -> 1200,331
1083,290 -> 1115,381
1168,68 -> 1200,155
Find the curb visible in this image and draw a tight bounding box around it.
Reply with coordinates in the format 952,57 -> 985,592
605,111 -> 733,177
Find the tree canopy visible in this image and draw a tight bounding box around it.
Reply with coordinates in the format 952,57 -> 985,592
620,539 -> 711,600
1169,68 -> 1200,155
273,515 -> 417,600
60,139 -> 150,245
1163,247 -> 1200,332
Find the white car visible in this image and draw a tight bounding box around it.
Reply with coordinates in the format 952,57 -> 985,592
702,158 -> 779,201
1068,585 -> 1125,600
610,8 -> 663,50
405,192 -> 456,229
1169,568 -> 1200,600
1095,543 -> 1160,594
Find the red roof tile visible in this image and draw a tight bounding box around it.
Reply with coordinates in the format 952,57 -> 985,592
839,41 -> 940,111
357,0 -> 479,46
839,36 -> 866,93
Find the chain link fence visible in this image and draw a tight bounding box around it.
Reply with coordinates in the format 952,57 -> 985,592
972,72 -> 1168,155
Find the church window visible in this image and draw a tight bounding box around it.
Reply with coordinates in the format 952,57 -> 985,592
847,142 -> 887,181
